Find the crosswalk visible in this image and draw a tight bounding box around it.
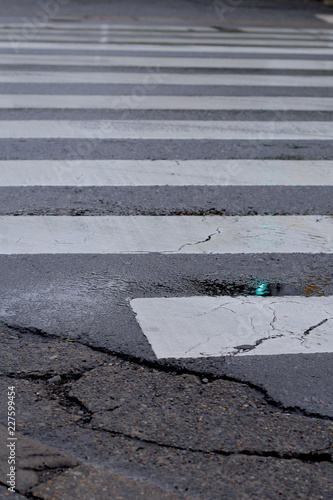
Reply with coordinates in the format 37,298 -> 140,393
0,21 -> 332,363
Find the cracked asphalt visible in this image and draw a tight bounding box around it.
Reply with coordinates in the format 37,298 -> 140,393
0,322 -> 332,499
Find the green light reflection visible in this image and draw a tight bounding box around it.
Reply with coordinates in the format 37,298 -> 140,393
255,283 -> 270,296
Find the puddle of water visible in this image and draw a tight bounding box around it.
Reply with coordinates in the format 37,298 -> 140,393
191,279 -> 306,297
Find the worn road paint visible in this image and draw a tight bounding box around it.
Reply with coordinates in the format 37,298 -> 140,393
1,160 -> 332,187
1,54 -> 333,70
1,71 -> 332,87
0,215 -> 331,254
130,296 -> 333,358
1,120 -> 333,140
3,95 -> 333,111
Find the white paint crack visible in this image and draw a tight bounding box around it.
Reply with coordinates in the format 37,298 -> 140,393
184,332 -> 228,356
303,318 -> 329,337
177,226 -> 221,252
233,302 -> 284,355
233,333 -> 285,355
183,301 -> 235,319
300,318 -> 329,347
268,303 -> 278,332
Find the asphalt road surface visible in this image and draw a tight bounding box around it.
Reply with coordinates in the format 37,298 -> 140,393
0,1 -> 332,498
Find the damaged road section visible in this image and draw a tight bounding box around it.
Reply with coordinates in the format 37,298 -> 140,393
0,324 -> 332,499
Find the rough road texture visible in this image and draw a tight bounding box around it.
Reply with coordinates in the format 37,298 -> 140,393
0,323 -> 332,499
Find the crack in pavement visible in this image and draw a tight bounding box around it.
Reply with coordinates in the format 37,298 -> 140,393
87,426 -> 332,464
1,321 -> 332,421
300,318 -> 329,347
177,226 -> 221,252
184,331 -> 227,356
183,300 -> 235,319
303,318 -> 329,337
233,334 -> 285,355
232,303 -> 282,355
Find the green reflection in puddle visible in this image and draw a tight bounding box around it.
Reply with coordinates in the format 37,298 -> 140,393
254,283 -> 270,296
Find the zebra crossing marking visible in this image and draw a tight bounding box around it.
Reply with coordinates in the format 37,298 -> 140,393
2,95 -> 333,111
1,54 -> 333,70
0,160 -> 332,186
0,216 -> 331,254
1,120 -> 332,140
0,71 -> 331,87
1,22 -> 332,369
316,15 -> 333,24
130,296 -> 333,358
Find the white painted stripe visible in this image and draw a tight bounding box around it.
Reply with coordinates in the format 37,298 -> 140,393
1,160 -> 332,187
316,15 -> 333,24
0,71 -> 331,87
0,54 -> 332,70
0,120 -> 332,140
3,95 -> 333,111
0,216 -> 331,255
5,37 -> 333,49
130,296 -> 333,358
